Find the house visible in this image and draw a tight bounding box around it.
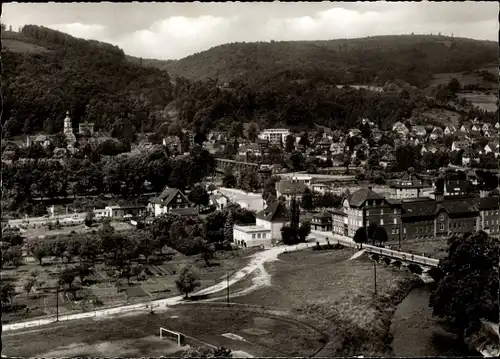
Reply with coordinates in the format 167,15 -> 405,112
148,187 -> 197,217
258,128 -> 289,145
332,209 -> 348,236
462,151 -> 471,166
276,179 -> 307,202
444,126 -> 457,135
371,129 -> 384,142
27,134 -> 53,148
348,128 -> 362,137
103,204 -> 147,220
451,140 -> 469,152
390,171 -> 424,199
330,142 -> 344,155
484,141 -> 499,156
209,193 -> 229,211
471,123 -> 484,132
411,126 -> 427,138
392,122 -> 409,136
78,122 -> 95,135
255,202 -> 290,241
420,145 -> 428,156
237,143 -> 262,158
429,127 -> 444,140
460,124 -> 471,133
232,224 -> 271,248
311,211 -> 333,232
482,123 -> 492,131
495,122 -> 500,129
379,153 -> 395,168
442,180 -> 471,197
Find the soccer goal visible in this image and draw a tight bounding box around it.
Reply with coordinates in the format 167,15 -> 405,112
159,327 -> 185,347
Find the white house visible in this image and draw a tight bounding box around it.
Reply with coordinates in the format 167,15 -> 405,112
233,224 -> 271,248
255,202 -> 289,241
258,128 -> 290,145
451,140 -> 469,152
444,126 -> 457,135
430,127 -> 444,140
209,193 -> 229,211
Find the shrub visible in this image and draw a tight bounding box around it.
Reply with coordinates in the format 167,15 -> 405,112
371,254 -> 380,261
384,257 -> 391,266
407,263 -> 423,275
393,260 -> 401,268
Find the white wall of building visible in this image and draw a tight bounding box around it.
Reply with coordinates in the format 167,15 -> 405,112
233,225 -> 272,248
256,218 -> 285,240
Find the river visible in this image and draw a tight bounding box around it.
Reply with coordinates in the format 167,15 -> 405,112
390,285 -> 480,357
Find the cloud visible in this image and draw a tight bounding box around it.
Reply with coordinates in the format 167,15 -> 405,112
3,2 -> 498,60
48,23 -> 109,40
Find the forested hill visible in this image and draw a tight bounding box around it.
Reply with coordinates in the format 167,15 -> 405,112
2,26 -> 174,137
139,35 -> 498,88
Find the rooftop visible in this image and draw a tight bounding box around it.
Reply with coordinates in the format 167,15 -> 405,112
233,224 -> 270,233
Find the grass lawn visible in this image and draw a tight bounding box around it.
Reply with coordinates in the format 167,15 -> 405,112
457,93 -> 498,112
1,246 -> 261,324
226,248 -> 421,357
23,221 -> 135,240
2,305 -> 323,358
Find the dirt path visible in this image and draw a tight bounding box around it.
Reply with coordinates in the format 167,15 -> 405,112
3,237 -> 329,332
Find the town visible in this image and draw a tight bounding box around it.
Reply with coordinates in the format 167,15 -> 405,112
1,2 -> 499,359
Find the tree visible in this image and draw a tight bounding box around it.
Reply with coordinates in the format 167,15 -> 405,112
353,227 -> 367,249
23,271 -> 40,299
201,241 -> 216,266
84,210 -> 94,228
297,221 -> 311,242
238,168 -> 260,193
447,77 -> 462,93
373,226 -> 388,246
298,133 -> 310,147
247,123 -> 258,142
1,281 -> 16,308
75,263 -> 94,285
188,185 -> 210,208
222,169 -> 237,188
30,242 -> 48,265
284,134 -> 295,153
281,225 -> 298,245
4,245 -> 23,268
367,223 -> 379,245
300,188 -> 314,211
223,211 -> 235,243
429,232 -> 499,338
175,265 -> 201,299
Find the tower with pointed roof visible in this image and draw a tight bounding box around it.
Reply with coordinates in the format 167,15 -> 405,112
63,111 -> 77,148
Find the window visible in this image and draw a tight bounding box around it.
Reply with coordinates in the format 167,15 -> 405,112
404,227 -> 407,234
381,209 -> 384,215
366,210 -> 370,216
486,220 -> 489,225
394,208 -> 397,215
439,214 -> 444,221
393,218 -> 397,225
176,198 -> 181,203
252,234 -> 256,239
380,219 -> 384,225
263,233 -> 266,238
440,224 -> 444,230
257,233 -> 261,239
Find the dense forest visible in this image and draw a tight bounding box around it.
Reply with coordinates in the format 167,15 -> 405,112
136,35 -> 498,88
1,26 -> 498,138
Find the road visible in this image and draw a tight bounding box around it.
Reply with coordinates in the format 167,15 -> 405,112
217,188 -> 265,212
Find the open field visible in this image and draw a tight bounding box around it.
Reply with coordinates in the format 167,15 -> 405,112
212,248 -> 421,356
429,67 -> 498,89
22,221 -> 135,240
2,304 -> 323,357
1,246 -> 261,324
457,93 -> 498,112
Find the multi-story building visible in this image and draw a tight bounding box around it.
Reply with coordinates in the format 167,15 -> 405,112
311,211 -> 333,232
148,187 -> 198,217
332,186 -> 499,241
258,129 -> 290,145
341,187 -> 400,241
275,178 -> 307,202
390,171 -> 424,199
255,202 -> 290,241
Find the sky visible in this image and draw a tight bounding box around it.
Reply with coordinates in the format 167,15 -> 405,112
3,1 -> 498,60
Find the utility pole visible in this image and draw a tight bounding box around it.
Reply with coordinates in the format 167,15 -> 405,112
226,272 -> 229,307
56,287 -> 59,322
373,261 -> 377,296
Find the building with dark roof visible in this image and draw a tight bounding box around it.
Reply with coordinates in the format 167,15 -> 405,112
311,211 -> 333,232
255,202 -> 290,240
390,171 -> 424,199
148,187 -> 197,217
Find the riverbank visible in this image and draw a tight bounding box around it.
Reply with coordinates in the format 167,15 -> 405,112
390,285 -> 480,357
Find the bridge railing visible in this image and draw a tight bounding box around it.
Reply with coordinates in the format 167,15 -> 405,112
364,245 -> 439,267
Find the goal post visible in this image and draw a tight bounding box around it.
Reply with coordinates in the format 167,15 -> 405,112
160,327 -> 185,347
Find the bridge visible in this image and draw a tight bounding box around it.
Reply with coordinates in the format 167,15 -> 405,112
311,230 -> 439,268
214,158 -> 260,173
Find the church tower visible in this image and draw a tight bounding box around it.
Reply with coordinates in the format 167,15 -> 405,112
64,111 -> 73,135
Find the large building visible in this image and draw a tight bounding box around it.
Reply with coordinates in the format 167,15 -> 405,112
148,187 -> 198,217
258,128 -> 290,145
332,186 -> 500,241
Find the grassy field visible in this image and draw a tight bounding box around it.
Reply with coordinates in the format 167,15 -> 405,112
22,221 -> 135,240
2,305 -> 323,357
1,246 -> 261,324
457,93 -> 498,112
429,67 -> 498,89
227,248 -> 421,357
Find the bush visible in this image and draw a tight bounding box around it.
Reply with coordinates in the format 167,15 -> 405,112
384,257 -> 391,266
393,260 -> 401,268
407,263 -> 423,275
371,254 -> 380,261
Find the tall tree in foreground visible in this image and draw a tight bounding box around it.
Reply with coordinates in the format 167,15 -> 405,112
429,231 -> 499,338
353,227 -> 367,249
175,265 -> 201,299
